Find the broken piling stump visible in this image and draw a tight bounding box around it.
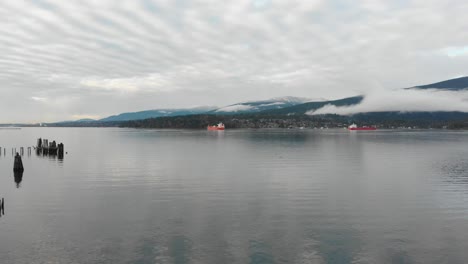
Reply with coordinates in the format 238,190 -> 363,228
13,153 -> 24,172
58,143 -> 64,158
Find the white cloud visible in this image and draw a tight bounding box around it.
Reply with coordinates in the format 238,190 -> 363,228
444,46 -> 468,57
258,102 -> 285,107
31,96 -> 47,102
216,104 -> 254,112
81,74 -> 170,93
71,114 -> 101,120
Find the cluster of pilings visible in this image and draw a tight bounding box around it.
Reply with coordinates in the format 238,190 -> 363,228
36,138 -> 64,157
0,147 -> 32,156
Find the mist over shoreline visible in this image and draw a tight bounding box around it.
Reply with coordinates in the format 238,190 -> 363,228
308,89 -> 468,116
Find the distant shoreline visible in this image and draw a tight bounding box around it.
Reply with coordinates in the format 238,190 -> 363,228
1,126 -> 468,131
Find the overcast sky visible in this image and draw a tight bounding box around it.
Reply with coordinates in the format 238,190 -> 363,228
1,0 -> 468,123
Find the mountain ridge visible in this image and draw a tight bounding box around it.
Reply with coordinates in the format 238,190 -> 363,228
99,107 -> 216,122
256,96 -> 364,116
411,76 -> 468,90
211,96 -> 314,114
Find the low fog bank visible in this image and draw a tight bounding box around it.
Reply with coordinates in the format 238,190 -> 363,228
308,89 -> 468,116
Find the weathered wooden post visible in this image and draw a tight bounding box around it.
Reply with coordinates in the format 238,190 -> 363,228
43,139 -> 49,155
13,153 -> 24,172
20,147 -> 24,156
58,143 -> 64,159
37,138 -> 42,148
49,141 -> 56,155
1,198 -> 4,216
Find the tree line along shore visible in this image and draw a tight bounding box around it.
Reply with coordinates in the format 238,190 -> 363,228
42,112 -> 468,130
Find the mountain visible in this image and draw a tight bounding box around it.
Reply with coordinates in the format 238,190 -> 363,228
58,97 -> 314,123
263,76 -> 468,117
212,96 -> 314,114
411,76 -> 468,91
53,76 -> 468,126
257,96 -> 364,116
99,107 -> 216,122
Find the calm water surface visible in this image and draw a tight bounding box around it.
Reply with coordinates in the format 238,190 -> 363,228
1,128 -> 468,264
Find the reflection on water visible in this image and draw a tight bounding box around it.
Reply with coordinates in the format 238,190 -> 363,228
1,128 -> 468,263
35,147 -> 65,164
441,159 -> 468,183
58,150 -> 64,161
13,170 -> 23,188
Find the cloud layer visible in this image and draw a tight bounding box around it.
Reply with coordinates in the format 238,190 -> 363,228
1,0 -> 468,122
309,89 -> 468,115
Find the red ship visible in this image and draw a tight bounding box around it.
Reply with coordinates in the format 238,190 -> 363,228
348,123 -> 377,131
207,122 -> 225,131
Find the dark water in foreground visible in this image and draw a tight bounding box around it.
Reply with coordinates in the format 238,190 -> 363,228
1,128 -> 468,264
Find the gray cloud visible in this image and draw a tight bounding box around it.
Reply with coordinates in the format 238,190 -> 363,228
0,0 -> 467,122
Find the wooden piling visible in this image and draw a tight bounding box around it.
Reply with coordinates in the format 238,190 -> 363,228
1,198 -> 4,216
13,153 -> 24,172
58,143 -> 64,153
58,143 -> 64,159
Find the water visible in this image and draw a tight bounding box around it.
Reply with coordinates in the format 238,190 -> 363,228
1,128 -> 468,264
